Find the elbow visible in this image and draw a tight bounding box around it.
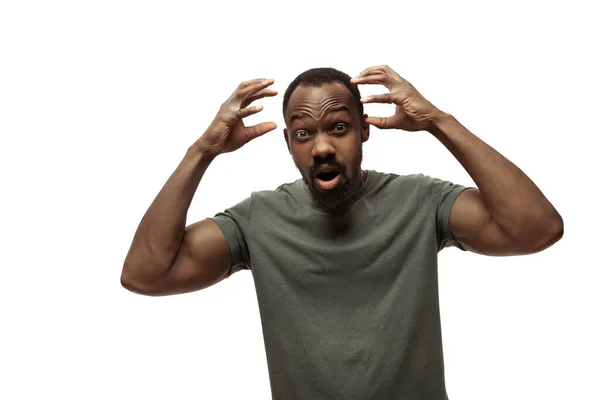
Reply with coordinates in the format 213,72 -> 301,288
526,213 -> 564,253
120,268 -> 158,296
120,270 -> 142,293
545,213 -> 564,247
120,271 -> 137,292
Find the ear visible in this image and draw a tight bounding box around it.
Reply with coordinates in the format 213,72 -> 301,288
361,114 -> 370,143
283,128 -> 290,153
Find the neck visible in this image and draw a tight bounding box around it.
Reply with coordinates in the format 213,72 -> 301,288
360,169 -> 368,187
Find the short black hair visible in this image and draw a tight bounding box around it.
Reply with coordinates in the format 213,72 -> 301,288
282,67 -> 363,120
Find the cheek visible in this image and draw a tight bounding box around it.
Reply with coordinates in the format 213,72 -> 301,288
339,137 -> 360,156
291,145 -> 308,161
290,150 -> 309,171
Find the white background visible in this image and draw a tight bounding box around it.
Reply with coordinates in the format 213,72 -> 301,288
1,0 -> 598,399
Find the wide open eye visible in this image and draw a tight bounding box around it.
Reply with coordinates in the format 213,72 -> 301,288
333,123 -> 347,133
295,130 -> 310,139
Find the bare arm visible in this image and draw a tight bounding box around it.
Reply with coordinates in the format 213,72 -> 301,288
352,65 -> 563,255
120,146 -> 231,295
121,78 -> 277,296
432,115 -> 563,255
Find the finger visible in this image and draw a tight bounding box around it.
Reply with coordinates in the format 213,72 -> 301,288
350,73 -> 392,88
236,79 -> 275,100
237,78 -> 271,90
360,93 -> 395,104
352,65 -> 404,83
245,121 -> 277,140
355,65 -> 389,78
241,88 -> 278,109
235,104 -> 265,120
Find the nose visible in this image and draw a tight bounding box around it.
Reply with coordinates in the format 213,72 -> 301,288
310,133 -> 336,160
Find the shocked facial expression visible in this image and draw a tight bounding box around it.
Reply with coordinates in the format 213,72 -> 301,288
284,82 -> 369,213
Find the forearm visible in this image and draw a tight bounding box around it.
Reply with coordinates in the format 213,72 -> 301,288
121,141 -> 215,285
428,113 -> 563,240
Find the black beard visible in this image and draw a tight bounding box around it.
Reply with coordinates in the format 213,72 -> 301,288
300,146 -> 363,214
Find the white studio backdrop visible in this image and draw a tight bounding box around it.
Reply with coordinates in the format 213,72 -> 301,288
1,0 -> 598,399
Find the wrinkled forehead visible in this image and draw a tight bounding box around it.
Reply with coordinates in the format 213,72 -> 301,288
285,82 -> 357,123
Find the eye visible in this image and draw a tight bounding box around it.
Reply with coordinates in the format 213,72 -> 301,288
332,123 -> 347,133
295,130 -> 310,139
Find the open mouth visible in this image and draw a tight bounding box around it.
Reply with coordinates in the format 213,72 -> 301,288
315,170 -> 342,190
316,170 -> 340,181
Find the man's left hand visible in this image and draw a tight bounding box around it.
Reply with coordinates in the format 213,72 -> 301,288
351,65 -> 446,132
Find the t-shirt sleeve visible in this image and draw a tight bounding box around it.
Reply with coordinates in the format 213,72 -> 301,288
422,175 -> 469,252
208,195 -> 253,277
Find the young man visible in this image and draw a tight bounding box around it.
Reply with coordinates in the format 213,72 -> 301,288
121,65 -> 563,399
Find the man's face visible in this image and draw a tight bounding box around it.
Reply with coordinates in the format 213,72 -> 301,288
284,82 -> 369,213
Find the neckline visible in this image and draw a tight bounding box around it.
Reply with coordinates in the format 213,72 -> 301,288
300,169 -> 375,215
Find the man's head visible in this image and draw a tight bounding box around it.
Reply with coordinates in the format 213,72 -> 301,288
282,67 -> 370,214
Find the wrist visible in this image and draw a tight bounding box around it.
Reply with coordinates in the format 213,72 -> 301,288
188,138 -> 218,160
428,112 -> 456,137
186,140 -> 218,167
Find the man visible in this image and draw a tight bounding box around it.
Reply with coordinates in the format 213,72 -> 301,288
121,65 -> 563,399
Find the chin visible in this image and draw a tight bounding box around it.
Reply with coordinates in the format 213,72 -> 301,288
308,176 -> 361,214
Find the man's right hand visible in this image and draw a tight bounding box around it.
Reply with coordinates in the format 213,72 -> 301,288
198,79 -> 278,157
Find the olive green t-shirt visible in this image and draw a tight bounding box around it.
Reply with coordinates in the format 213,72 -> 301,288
210,170 -> 468,400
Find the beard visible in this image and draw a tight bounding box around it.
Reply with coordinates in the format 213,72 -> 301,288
297,145 -> 364,214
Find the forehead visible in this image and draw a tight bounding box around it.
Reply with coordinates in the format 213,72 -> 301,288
286,82 -> 357,120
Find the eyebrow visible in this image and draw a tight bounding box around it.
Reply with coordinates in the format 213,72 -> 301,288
290,105 -> 351,123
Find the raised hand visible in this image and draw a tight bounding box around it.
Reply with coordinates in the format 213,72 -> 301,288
199,79 -> 278,156
350,65 -> 445,132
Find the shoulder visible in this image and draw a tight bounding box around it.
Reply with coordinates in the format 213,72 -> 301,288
247,177 -> 305,208
369,171 -> 464,204
371,171 -> 435,187
371,171 -> 436,192
401,173 -> 462,195
253,177 -> 303,197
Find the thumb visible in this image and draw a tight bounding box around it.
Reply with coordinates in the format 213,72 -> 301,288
244,122 -> 278,140
365,116 -> 396,129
